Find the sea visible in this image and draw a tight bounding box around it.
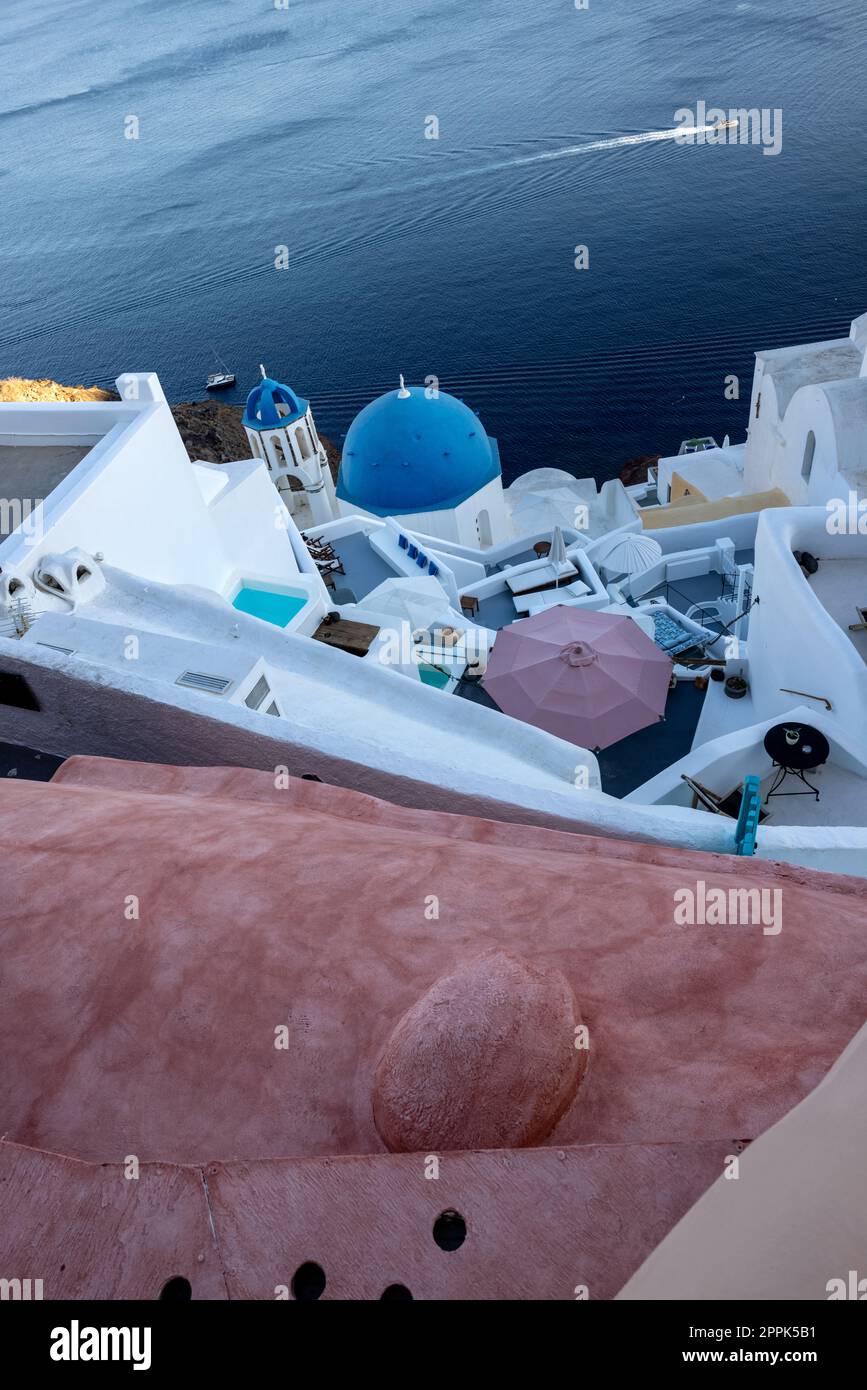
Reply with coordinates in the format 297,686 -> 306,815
1,0 -> 865,482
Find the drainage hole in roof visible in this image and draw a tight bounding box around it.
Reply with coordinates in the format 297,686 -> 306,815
380,1283 -> 413,1300
159,1276 -> 192,1301
291,1262 -> 326,1301
433,1210 -> 466,1252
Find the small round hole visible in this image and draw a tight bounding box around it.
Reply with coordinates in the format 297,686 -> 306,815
291,1261 -> 326,1301
159,1276 -> 191,1301
380,1283 -> 413,1300
433,1209 -> 466,1252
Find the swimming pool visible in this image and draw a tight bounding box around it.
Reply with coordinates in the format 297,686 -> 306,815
232,586 -> 307,628
419,663 -> 451,690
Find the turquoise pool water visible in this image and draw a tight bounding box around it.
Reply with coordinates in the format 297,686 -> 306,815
232,587 -> 306,627
419,663 -> 451,690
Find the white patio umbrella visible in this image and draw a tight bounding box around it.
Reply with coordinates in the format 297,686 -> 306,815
592,531 -> 662,578
357,575 -> 456,630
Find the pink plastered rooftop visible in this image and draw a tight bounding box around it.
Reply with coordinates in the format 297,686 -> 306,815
0,755 -> 865,1300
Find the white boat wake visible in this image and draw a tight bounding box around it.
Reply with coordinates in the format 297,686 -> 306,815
478,122 -> 738,176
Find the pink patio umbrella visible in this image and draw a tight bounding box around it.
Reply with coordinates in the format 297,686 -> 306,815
482,606 -> 672,750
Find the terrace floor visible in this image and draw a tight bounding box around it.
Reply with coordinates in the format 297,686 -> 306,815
0,444 -> 91,538
475,589 -> 520,630
322,529 -> 398,604
485,548 -> 538,576
759,762 -> 867,827
807,557 -> 867,666
456,671 -> 706,799
597,680 -> 707,798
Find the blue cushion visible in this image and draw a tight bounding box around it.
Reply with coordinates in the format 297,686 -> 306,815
398,534 -> 408,550
417,553 -> 427,567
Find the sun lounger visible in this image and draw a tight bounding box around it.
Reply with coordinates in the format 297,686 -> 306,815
514,580 -> 590,615
505,562 -> 579,596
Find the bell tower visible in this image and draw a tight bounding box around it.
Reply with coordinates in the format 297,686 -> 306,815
242,366 -> 336,525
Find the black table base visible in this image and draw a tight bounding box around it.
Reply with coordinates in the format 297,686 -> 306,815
765,762 -> 821,803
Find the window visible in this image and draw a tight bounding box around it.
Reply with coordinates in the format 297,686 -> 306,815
244,675 -> 271,709
801,430 -> 816,483
270,436 -> 288,471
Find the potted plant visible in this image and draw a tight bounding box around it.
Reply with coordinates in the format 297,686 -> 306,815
724,674 -> 749,700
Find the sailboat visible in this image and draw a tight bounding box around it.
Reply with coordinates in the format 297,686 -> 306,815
205,349 -> 236,390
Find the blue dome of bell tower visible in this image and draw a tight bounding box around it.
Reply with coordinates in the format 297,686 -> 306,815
243,373 -> 309,431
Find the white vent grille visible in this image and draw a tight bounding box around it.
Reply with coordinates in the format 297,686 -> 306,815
176,671 -> 233,695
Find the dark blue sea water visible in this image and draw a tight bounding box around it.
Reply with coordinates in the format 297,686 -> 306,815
1,0 -> 865,481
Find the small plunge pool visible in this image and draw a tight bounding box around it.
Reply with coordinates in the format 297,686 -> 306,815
232,585 -> 307,628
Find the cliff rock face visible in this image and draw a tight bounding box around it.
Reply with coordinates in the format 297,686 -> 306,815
0,377 -> 116,403
619,454 -> 660,488
0,379 -> 341,480
171,399 -> 341,481
170,399 -> 253,465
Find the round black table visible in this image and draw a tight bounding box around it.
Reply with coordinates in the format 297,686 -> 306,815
762,723 -> 830,803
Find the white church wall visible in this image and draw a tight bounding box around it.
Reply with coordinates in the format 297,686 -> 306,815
335,479 -> 508,550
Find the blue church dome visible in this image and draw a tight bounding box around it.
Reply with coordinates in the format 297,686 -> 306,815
336,384 -> 501,516
243,376 -> 308,431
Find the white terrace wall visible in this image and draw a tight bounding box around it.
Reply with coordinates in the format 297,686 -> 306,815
0,386 -> 233,592
747,507 -> 867,730
0,642 -> 742,856
649,511 -> 760,555
195,460 -> 317,596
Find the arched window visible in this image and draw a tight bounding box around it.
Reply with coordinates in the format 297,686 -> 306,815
801,430 -> 816,483
296,427 -> 313,461
270,435 -> 288,472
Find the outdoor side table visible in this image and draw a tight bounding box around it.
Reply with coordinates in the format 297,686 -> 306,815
762,723 -> 830,803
